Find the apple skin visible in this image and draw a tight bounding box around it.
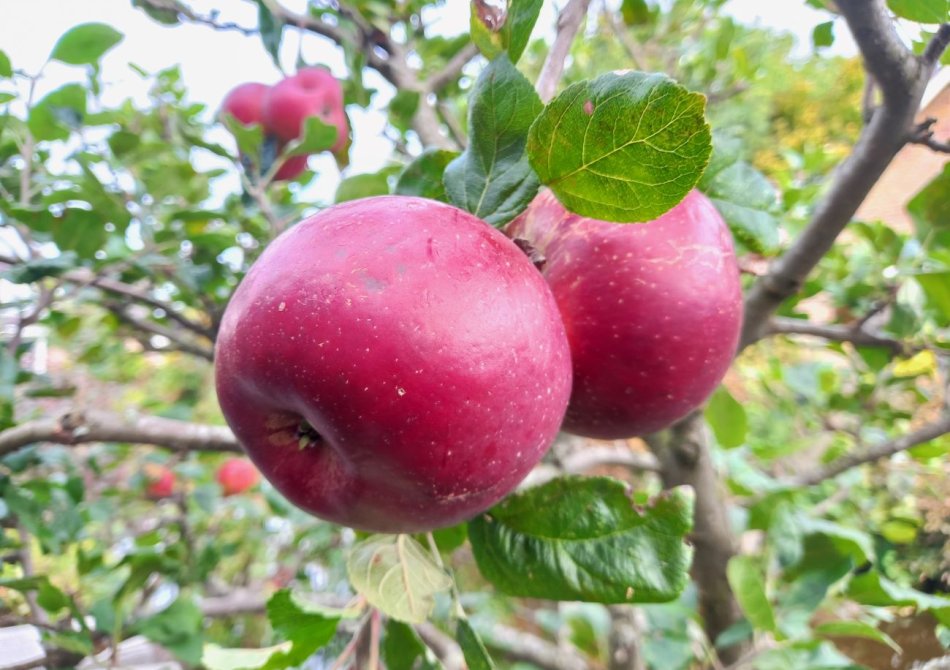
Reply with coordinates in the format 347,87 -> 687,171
262,68 -> 349,156
220,82 -> 310,182
506,189 -> 742,439
214,196 -> 572,533
216,457 -> 260,496
144,464 -> 176,500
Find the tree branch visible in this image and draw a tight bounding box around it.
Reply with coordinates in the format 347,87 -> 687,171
0,410 -> 239,458
922,23 -> 950,66
608,605 -> 647,670
739,0 -> 943,349
485,623 -> 590,670
767,316 -> 909,356
792,414 -> 950,486
425,43 -> 480,93
908,117 -> 950,153
536,0 -> 592,103
106,302 -> 215,361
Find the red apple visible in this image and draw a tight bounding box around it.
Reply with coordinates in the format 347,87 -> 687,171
506,189 -> 742,439
144,464 -> 176,500
220,82 -> 310,181
215,196 -> 572,533
216,457 -> 260,496
262,68 -> 349,156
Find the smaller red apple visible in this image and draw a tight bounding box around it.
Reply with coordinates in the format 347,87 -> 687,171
216,457 -> 260,496
144,464 -> 176,500
262,68 -> 349,156
220,82 -> 311,182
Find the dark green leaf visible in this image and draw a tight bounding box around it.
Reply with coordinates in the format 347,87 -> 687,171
468,477 -> 694,603
470,0 -> 542,64
798,518 -> 875,564
255,0 -> 284,69
284,116 -> 337,156
698,134 -> 780,253
815,621 -> 900,654
504,0 -> 544,64
887,0 -> 948,23
335,171 -> 391,203
28,83 -> 87,141
36,579 -> 70,614
2,254 -> 78,284
727,555 -> 778,635
0,50 -> 11,78
52,208 -> 107,259
704,386 -> 747,449
135,597 -> 204,665
50,23 -> 123,66
444,55 -> 542,226
395,149 -> 459,202
383,620 -> 442,670
457,619 -> 496,670
812,21 -> 835,48
527,71 -> 711,223
258,590 -> 345,670
847,571 -> 950,626
389,90 -> 421,133
621,0 -> 652,25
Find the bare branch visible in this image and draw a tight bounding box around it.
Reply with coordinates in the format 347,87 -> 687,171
921,23 -> 950,66
0,410 -> 239,458
536,0 -> 592,103
908,117 -> 950,153
106,302 -> 215,361
792,414 -> 950,486
416,623 -> 465,670
740,0 -> 942,349
767,317 -> 909,356
486,624 -> 590,670
200,587 -> 268,617
425,43 -> 480,93
136,0 -> 258,35
608,605 -> 647,670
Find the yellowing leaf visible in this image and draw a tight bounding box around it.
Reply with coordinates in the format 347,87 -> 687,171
346,534 -> 452,623
892,350 -> 936,378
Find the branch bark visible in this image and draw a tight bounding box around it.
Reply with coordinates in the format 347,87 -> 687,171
0,410 -> 239,458
791,414 -> 950,486
767,316 -> 909,356
106,302 -> 215,361
486,623 -> 590,670
425,43 -> 480,93
608,606 -> 647,670
739,3 -> 950,349
536,0 -> 592,103
646,413 -> 743,664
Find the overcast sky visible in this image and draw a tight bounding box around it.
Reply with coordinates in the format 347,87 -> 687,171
0,0 -> 856,201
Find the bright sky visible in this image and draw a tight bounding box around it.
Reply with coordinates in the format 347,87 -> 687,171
0,0 -> 856,203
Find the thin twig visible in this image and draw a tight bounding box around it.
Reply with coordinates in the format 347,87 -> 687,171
536,0 -> 592,103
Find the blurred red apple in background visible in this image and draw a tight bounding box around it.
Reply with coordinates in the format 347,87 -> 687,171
262,68 -> 349,156
216,457 -> 260,496
144,464 -> 176,500
215,196 -> 572,533
507,189 -> 742,439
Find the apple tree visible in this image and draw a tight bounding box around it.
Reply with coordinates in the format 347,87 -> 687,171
0,1 -> 949,669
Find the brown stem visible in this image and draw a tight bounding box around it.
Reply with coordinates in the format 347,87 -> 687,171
536,0 -> 592,103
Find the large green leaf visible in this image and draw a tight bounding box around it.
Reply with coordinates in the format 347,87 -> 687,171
134,597 -> 204,665
887,0 -> 948,23
847,571 -> 950,626
347,534 -> 452,623
528,71 -> 711,223
727,556 -> 778,635
457,619 -> 496,670
50,23 -> 123,66
396,149 -> 459,202
468,477 -> 694,603
798,518 -> 875,564
444,55 -> 542,226
258,590 -> 346,670
28,83 -> 87,142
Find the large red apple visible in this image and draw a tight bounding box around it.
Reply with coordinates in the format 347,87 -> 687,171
214,196 -> 572,533
262,68 -> 349,156
506,189 -> 742,439
220,82 -> 309,181
216,457 -> 260,496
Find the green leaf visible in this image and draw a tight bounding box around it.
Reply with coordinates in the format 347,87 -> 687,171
135,597 -> 204,665
203,644 -> 291,670
0,50 -> 11,78
284,116 -> 338,156
812,21 -> 835,48
347,534 -> 452,624
916,272 -> 950,322
815,621 -> 901,654
698,134 -> 780,253
468,477 -> 694,603
259,590 -> 345,670
527,71 -> 711,223
335,171 -> 392,203
222,116 -> 264,159
847,571 -> 950,626
388,90 -> 421,133
457,619 -> 496,670
799,518 -> 875,564
132,0 -> 181,25
382,620 -> 442,670
727,555 -> 778,635
50,23 -> 123,66
621,0 -> 652,25
907,163 -> 950,244
255,0 -> 284,69
28,83 -> 87,141
395,149 -> 459,202
444,55 -> 542,226
470,0 -> 543,64
887,0 -> 948,23
52,208 -> 107,259
36,579 -> 70,614
2,254 -> 78,284
704,386 -> 747,449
